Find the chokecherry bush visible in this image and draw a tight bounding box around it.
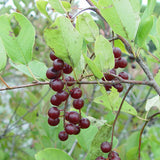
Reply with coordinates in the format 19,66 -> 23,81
0,0 -> 160,160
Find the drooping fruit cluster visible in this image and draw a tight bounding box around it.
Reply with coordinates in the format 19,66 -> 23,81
46,51 -> 90,141
96,141 -> 121,160
102,47 -> 128,93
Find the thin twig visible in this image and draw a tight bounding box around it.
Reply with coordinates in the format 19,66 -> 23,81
0,75 -> 11,88
0,80 -> 153,92
138,112 -> 160,160
111,84 -> 134,148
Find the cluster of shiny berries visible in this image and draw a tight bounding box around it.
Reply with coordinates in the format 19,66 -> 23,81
46,51 -> 90,141
96,141 -> 121,160
102,47 -> 128,93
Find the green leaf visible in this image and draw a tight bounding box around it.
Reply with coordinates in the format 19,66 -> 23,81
98,0 -> 140,40
44,16 -> 83,67
61,1 -> 71,12
83,54 -> 103,78
76,125 -> 98,151
94,87 -> 137,115
48,0 -> 66,14
0,37 -> 7,71
94,35 -> 114,71
145,95 -> 160,111
135,16 -> 154,47
156,16 -> 160,35
0,13 -> 35,64
76,12 -> 99,42
141,0 -> 156,20
35,148 -> 73,160
129,0 -> 140,13
36,0 -> 51,20
89,124 -> 112,159
10,60 -> 48,80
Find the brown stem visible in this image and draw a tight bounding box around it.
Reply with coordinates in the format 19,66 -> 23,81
111,84 -> 134,148
138,112 -> 160,160
0,80 -> 153,92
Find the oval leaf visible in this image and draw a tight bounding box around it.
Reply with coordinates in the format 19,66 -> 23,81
135,15 -> 154,47
94,35 -> 114,71
35,148 -> 73,160
44,16 -> 83,67
0,37 -> 7,71
0,13 -> 35,64
76,12 -> 99,42
98,0 -> 140,40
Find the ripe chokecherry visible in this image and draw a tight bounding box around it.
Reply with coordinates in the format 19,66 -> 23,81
100,141 -> 111,153
50,79 -> 64,92
65,76 -> 75,86
65,123 -> 76,135
58,131 -> 68,141
48,117 -> 60,126
79,118 -> 90,129
102,69 -> 116,81
48,107 -> 60,119
104,84 -> 112,91
50,95 -> 62,106
53,59 -> 64,71
113,47 -> 121,58
108,151 -> 119,159
73,99 -> 84,109
68,111 -> 80,124
70,87 -> 82,99
113,83 -> 123,92
117,57 -> 127,68
46,67 -> 61,79
74,125 -> 80,135
95,156 -> 106,160
50,51 -> 57,61
63,63 -> 73,74
118,71 -> 128,80
56,90 -> 69,101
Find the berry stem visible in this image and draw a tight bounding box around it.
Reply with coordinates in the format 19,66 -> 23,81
0,75 -> 11,88
110,84 -> 134,149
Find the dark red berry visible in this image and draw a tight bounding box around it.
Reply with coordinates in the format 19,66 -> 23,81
74,125 -> 80,135
68,111 -> 80,124
73,99 -> 84,109
48,117 -> 60,126
95,156 -> 106,160
114,58 -> 119,69
118,72 -> 128,80
108,151 -> 119,159
53,59 -> 64,71
48,107 -> 60,119
46,67 -> 61,79
65,76 -> 75,86
50,95 -> 62,106
101,141 -> 111,153
50,79 -> 64,92
56,90 -> 69,101
70,87 -> 82,99
58,131 -> 68,141
128,54 -> 135,62
104,84 -> 112,91
63,63 -> 73,74
79,118 -> 90,129
117,57 -> 127,68
65,112 -> 69,121
102,69 -> 116,81
113,83 -> 123,92
113,47 -> 121,58
65,123 -> 76,135
131,64 -> 136,69
109,156 -> 121,160
50,51 -> 57,61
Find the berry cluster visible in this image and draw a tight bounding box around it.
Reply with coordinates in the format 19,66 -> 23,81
96,141 -> 121,160
102,47 -> 128,93
46,51 -> 90,141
